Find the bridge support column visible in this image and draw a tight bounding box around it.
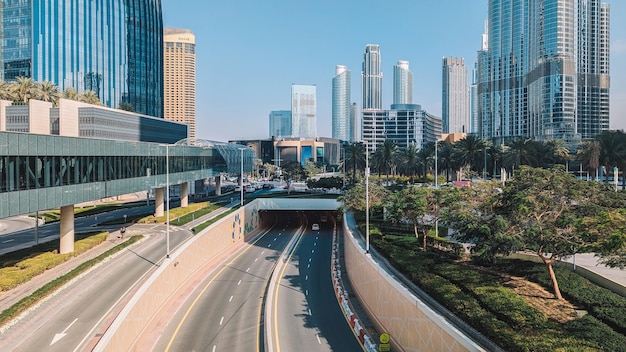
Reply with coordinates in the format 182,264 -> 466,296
59,205 -> 75,254
215,176 -> 221,196
155,187 -> 164,217
181,182 -> 189,207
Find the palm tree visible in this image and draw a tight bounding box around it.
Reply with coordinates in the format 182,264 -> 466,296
416,143 -> 434,180
544,139 -> 571,169
343,142 -> 366,185
453,135 -> 488,176
10,76 -> 39,104
436,141 -> 457,182
576,140 -> 601,180
0,80 -> 13,101
376,139 -> 399,184
596,130 -> 626,184
80,90 -> 102,105
37,81 -> 61,106
502,138 -> 542,171
398,144 -> 420,183
63,87 -> 80,101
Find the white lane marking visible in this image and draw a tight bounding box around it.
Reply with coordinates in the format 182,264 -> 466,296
316,334 -> 322,344
316,236 -> 319,240
307,264 -> 310,268
309,309 -> 312,316
314,242 -> 317,246
309,258 -> 312,262
268,244 -> 272,248
311,249 -> 315,253
246,267 -> 250,272
2,239 -> 14,243
274,237 -> 277,241
306,289 -> 309,296
229,295 -> 233,302
255,258 -> 258,262
220,316 -> 224,325
305,275 -> 308,280
51,318 -> 78,345
212,346 -> 217,352
238,280 -> 242,285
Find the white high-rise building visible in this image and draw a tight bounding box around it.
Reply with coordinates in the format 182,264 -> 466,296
393,60 -> 413,105
442,57 -> 469,134
332,65 -> 351,141
164,28 -> 196,138
361,44 -> 382,110
291,84 -> 317,138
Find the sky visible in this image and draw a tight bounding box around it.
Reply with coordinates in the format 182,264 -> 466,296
161,0 -> 626,142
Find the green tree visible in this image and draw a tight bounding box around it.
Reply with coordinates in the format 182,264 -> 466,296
596,130 -> 626,185
339,181 -> 389,214
453,135 -> 488,177
37,81 -> 61,106
576,140 -> 601,180
280,160 -> 305,192
81,90 -> 102,105
10,76 -> 39,103
63,87 -> 80,101
502,138 -> 542,171
386,186 -> 438,250
372,139 -> 399,184
118,102 -> 135,112
416,143 -> 434,180
343,142 -> 366,185
543,139 -> 570,168
398,144 -> 420,183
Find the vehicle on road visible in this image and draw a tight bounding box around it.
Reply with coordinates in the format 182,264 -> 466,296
312,223 -> 319,231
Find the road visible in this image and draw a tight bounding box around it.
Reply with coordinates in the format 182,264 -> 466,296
152,212 -> 300,351
0,224 -> 192,352
271,217 -> 363,352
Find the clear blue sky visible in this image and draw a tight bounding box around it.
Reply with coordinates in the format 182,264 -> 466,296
162,0 -> 626,142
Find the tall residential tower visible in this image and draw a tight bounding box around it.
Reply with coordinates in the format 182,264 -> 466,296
291,84 -> 317,139
332,65 -> 352,141
442,57 -> 469,134
163,28 -> 196,138
393,60 -> 413,105
362,44 -> 383,110
477,0 -> 610,143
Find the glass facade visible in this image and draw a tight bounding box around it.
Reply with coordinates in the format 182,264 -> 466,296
478,0 -> 610,143
362,44 -> 382,110
269,110 -> 292,138
1,0 -> 163,117
332,65 -> 351,141
0,132 -> 253,218
393,61 -> 412,105
291,85 -> 316,139
442,57 -> 469,134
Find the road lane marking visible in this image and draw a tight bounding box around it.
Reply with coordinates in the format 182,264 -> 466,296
229,296 -> 233,302
220,316 -> 224,325
316,334 -> 321,344
311,249 -> 315,253
305,275 -> 308,280
212,346 -> 216,352
238,279 -> 242,285
307,264 -> 310,268
306,289 -> 308,296
51,318 -> 78,345
309,309 -> 312,316
246,267 -> 250,272
2,239 -> 14,243
255,258 -> 258,262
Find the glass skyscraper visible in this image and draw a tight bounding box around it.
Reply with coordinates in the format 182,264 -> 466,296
269,110 -> 292,138
478,0 -> 610,143
362,44 -> 382,110
291,84 -> 317,138
0,0 -> 164,118
332,65 -> 351,141
393,60 -> 413,105
442,57 -> 469,134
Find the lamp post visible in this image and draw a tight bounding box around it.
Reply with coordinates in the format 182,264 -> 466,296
365,141 -> 370,254
166,144 -> 170,258
434,139 -> 439,238
239,147 -> 246,206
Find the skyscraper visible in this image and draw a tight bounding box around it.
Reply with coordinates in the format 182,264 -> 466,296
362,44 -> 383,110
332,65 -> 351,141
269,110 -> 292,138
477,0 -> 610,143
442,57 -> 469,134
0,0 -> 164,117
291,85 -> 317,138
164,28 -> 196,139
393,60 -> 413,105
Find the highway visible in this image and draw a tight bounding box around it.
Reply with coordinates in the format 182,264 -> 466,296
270,216 -> 363,352
152,211 -> 299,351
0,224 -> 192,352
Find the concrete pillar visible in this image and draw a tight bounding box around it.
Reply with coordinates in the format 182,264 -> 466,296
181,182 -> 189,207
155,187 -> 164,217
59,205 -> 75,254
215,176 -> 221,196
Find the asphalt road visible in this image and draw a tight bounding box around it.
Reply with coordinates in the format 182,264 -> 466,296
272,217 -> 363,352
152,212 -> 299,352
0,224 -> 192,352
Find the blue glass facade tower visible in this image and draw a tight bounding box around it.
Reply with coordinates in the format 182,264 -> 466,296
478,0 -> 610,143
0,0 -> 163,118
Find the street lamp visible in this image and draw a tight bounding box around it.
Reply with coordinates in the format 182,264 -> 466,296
239,147 -> 246,206
365,141 -> 370,254
434,139 -> 439,238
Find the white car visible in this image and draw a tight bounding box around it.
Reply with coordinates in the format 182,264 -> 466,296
312,224 -> 320,231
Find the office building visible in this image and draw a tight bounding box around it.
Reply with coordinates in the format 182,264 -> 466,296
442,57 -> 469,134
477,0 -> 610,143
332,65 -> 351,141
0,0 -> 163,117
269,110 -> 292,138
291,84 -> 317,139
350,103 -> 359,142
362,44 -> 383,110
362,104 -> 442,153
393,61 -> 413,105
164,28 -> 196,139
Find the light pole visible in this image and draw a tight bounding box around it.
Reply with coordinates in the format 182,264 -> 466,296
434,139 -> 438,188
365,141 -> 370,254
239,147 -> 246,206
434,139 -> 439,238
166,145 -> 170,258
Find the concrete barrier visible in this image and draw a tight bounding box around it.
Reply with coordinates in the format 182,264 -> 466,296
94,200 -> 263,351
342,214 -> 487,352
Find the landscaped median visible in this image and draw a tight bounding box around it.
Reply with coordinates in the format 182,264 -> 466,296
0,233 -> 142,329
